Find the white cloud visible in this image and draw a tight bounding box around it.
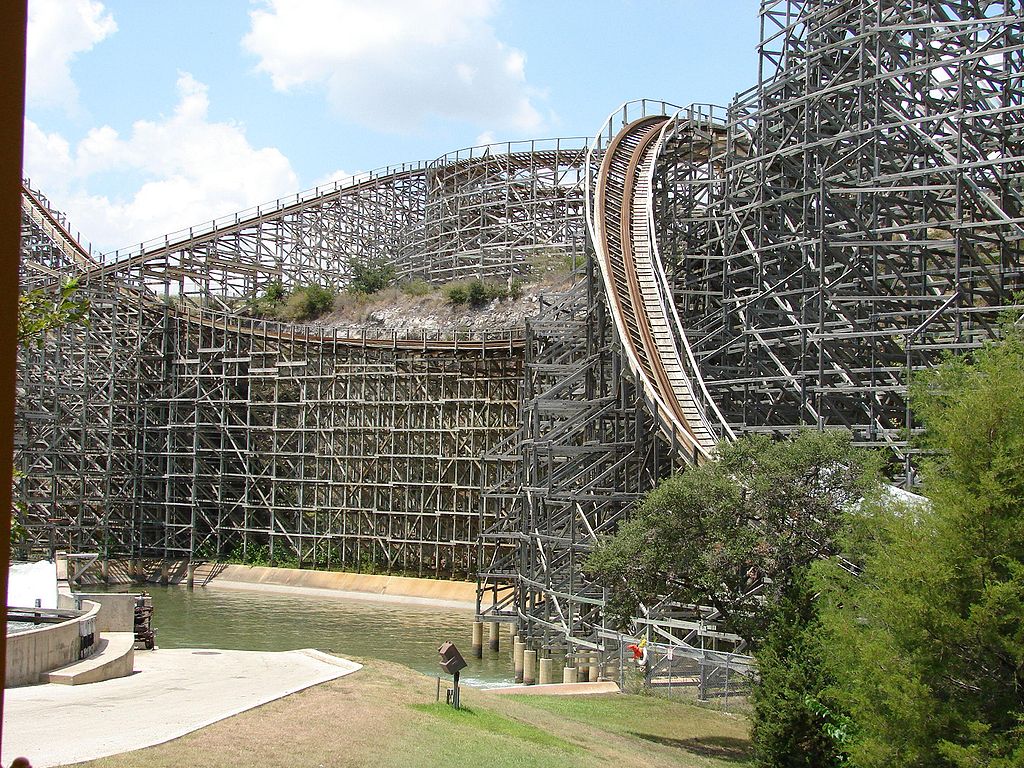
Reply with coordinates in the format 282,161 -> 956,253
27,0 -> 117,111
24,73 -> 299,251
242,0 -> 544,134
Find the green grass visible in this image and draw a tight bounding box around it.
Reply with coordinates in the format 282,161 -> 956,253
79,659 -> 750,768
410,702 -> 579,752
508,693 -> 751,765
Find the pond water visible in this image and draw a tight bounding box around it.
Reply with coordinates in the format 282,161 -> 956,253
97,584 -> 514,687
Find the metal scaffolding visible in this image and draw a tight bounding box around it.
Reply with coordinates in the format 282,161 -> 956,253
14,0 -> 1024,699
16,137 -> 588,573
480,0 -> 1024,692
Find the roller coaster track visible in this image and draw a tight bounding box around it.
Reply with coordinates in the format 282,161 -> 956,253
587,114 -> 730,463
20,183 -> 525,352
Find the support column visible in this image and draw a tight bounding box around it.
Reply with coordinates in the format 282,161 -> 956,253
160,560 -> 169,586
513,639 -> 525,683
472,621 -> 483,658
186,562 -> 196,590
588,653 -> 600,682
488,621 -> 500,652
538,657 -> 552,685
523,649 -> 537,685
562,665 -> 577,684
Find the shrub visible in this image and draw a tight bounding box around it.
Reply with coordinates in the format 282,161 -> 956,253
348,258 -> 395,294
445,279 -> 509,307
401,279 -> 433,297
444,283 -> 468,304
280,284 -> 336,322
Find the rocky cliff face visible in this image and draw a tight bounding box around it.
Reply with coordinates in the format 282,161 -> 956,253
322,272 -> 575,334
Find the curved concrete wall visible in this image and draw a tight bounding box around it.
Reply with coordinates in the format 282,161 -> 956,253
6,599 -> 100,687
213,565 -> 476,606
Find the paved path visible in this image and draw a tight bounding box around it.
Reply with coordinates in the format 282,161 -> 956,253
2,648 -> 361,768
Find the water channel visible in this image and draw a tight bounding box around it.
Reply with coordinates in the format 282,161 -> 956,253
97,584 -> 514,687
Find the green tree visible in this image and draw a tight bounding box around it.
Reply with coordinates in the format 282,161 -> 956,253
587,430 -> 880,645
18,278 -> 88,348
752,568 -> 852,768
817,322 -> 1024,767
279,284 -> 335,322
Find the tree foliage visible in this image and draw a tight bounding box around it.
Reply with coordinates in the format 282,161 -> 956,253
347,258 -> 396,295
587,430 -> 880,646
279,284 -> 336,322
18,278 -> 89,349
815,322 -> 1024,767
752,568 -> 851,768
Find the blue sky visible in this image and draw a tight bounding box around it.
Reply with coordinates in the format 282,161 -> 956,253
24,0 -> 760,252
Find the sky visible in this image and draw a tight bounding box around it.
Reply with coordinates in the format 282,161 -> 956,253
23,0 -> 761,253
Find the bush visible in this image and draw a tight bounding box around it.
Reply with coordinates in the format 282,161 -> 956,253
242,281 -> 288,318
444,283 -> 468,304
280,284 -> 336,322
401,279 -> 433,297
348,258 -> 395,294
444,279 -> 509,307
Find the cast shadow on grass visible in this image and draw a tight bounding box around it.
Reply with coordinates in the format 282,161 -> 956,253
627,732 -> 750,763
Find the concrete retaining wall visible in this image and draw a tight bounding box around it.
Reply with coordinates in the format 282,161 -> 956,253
211,565 -> 477,604
75,592 -> 136,633
6,599 -> 100,687
73,559 -> 477,605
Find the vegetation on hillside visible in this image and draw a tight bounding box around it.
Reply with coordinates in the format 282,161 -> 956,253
444,278 -> 524,307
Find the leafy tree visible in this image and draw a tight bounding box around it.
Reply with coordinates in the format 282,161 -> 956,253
752,568 -> 852,768
18,278 -> 88,348
816,322 -> 1024,767
587,430 -> 880,645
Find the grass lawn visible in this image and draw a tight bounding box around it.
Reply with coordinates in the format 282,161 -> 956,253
79,658 -> 751,768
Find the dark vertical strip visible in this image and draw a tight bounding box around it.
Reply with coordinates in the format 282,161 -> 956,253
0,0 -> 28,749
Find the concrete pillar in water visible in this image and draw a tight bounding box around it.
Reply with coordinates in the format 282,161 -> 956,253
128,559 -> 138,583
472,621 -> 483,658
513,639 -> 525,683
100,559 -> 109,584
488,621 -> 500,652
523,649 -> 537,685
186,561 -> 196,590
160,560 -> 169,586
538,657 -> 553,685
562,665 -> 577,684
588,653 -> 600,682
508,622 -> 518,659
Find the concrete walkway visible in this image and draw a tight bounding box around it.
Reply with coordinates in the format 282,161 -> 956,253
2,647 -> 361,768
